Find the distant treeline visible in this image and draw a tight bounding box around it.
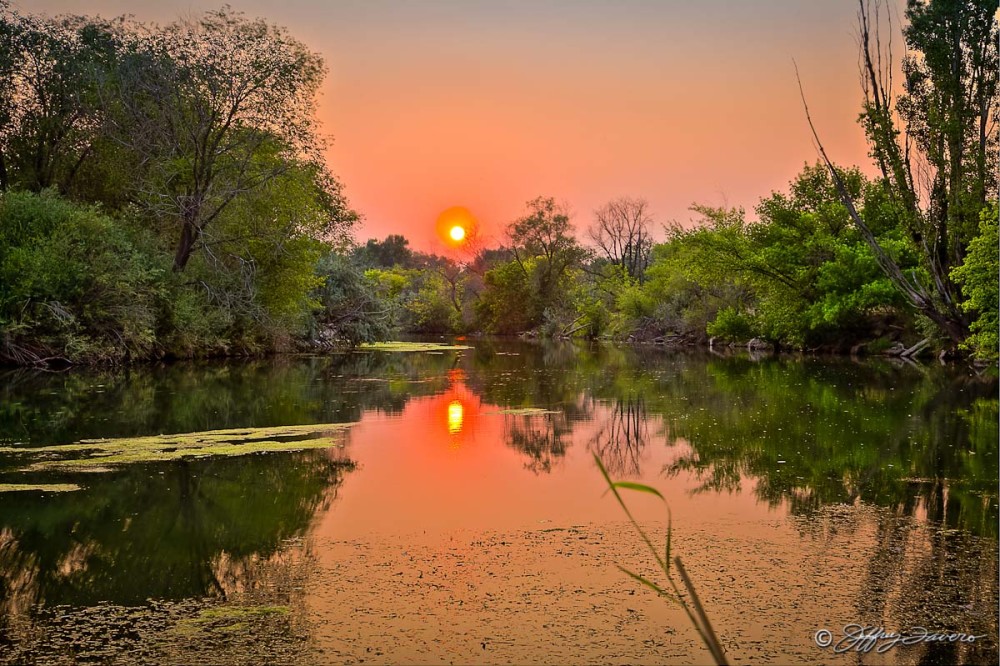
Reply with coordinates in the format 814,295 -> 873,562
350,174 -> 996,360
0,0 -> 996,364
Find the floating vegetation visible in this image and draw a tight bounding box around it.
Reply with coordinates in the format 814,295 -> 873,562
0,483 -> 81,493
0,423 -> 356,473
485,407 -> 561,416
4,599 -> 305,664
357,341 -> 471,352
172,605 -> 291,637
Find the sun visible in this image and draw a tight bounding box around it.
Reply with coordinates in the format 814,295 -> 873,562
436,206 -> 478,248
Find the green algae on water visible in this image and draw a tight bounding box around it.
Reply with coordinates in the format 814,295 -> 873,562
0,423 -> 356,473
358,341 -> 471,352
172,605 -> 291,637
485,408 -> 561,416
0,483 -> 81,493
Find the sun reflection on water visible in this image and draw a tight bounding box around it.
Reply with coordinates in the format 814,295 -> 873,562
447,400 -> 464,435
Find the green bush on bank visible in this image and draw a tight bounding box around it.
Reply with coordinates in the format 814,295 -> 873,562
952,205 -> 999,361
0,190 -> 163,363
0,190 -> 365,364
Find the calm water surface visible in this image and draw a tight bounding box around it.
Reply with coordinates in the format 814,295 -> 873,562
0,341 -> 996,664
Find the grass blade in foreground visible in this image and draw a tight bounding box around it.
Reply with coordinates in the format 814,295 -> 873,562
594,453 -> 729,665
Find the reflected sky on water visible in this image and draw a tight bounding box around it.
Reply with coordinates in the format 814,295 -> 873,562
0,341 -> 995,663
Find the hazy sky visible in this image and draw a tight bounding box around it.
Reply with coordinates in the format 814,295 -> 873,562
24,0 -> 886,251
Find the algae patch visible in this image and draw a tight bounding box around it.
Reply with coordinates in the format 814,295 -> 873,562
0,483 -> 81,493
358,341 -> 471,352
172,605 -> 290,637
485,408 -> 561,416
0,423 -> 356,473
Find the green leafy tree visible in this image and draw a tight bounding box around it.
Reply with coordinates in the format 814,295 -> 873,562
0,6 -> 128,195
496,197 -> 588,332
164,164 -> 338,353
356,234 -> 414,268
805,0 -> 998,344
662,165 -> 915,348
476,259 -> 536,334
313,253 -> 392,345
641,238 -> 749,342
951,204 -> 999,359
0,190 -> 163,363
113,8 -> 334,271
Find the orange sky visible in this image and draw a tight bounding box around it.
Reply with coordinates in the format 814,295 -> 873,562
26,0 -> 892,252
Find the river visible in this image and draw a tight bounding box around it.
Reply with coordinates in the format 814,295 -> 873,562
0,340 -> 996,664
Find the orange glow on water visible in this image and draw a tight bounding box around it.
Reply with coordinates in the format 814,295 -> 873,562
447,400 -> 464,434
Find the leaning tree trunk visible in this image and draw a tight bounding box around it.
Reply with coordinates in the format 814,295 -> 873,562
173,217 -> 199,272
795,68 -> 970,345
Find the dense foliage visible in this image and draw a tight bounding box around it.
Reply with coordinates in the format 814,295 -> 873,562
0,0 -> 995,364
0,4 -> 359,363
809,0 -> 998,345
342,156 -> 994,360
951,204 -> 999,359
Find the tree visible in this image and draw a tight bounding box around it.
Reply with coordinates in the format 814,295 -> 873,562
356,234 -> 414,268
112,8 -> 328,271
951,204 -> 999,359
0,7 -> 126,194
801,0 -> 998,345
644,165 -> 913,348
0,5 -> 359,362
502,197 -> 588,329
589,197 -> 654,282
475,260 -> 535,334
0,191 -> 162,364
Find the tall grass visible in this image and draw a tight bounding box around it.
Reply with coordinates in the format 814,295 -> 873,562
595,453 -> 729,665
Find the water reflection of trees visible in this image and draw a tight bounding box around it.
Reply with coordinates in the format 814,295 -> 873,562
655,359 -> 998,538
466,340 -> 596,472
503,412 -> 572,474
587,396 -> 648,478
467,341 -> 997,538
2,343 -> 994,537
0,352 -> 453,447
798,507 -> 998,665
0,450 -> 352,619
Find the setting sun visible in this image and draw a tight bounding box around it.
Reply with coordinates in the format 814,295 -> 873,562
436,206 -> 477,248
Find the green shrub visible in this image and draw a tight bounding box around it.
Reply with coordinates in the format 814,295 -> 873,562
706,307 -> 755,342
952,205 -> 999,360
0,190 -> 163,363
